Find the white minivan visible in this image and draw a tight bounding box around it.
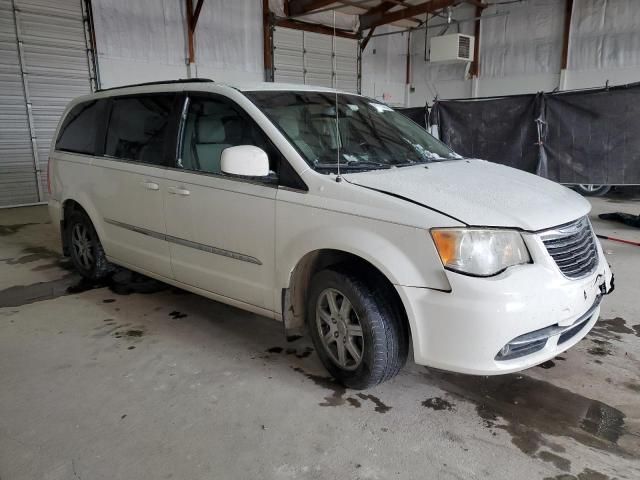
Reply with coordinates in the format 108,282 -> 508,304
48,79 -> 613,388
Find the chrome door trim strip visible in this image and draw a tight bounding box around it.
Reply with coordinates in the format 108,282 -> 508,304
104,218 -> 166,241
165,232 -> 262,265
104,218 -> 262,265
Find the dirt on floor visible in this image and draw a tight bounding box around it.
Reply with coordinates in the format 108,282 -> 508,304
0,200 -> 639,480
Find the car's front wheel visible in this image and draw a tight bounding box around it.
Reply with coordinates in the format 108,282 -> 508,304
66,210 -> 114,280
307,269 -> 408,389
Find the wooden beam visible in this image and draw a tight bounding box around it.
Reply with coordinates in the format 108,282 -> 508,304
561,0 -> 574,69
363,1 -> 422,27
365,1 -> 401,16
469,5 -> 482,77
263,0 -> 273,81
191,0 -> 204,30
275,18 -> 359,39
288,0 -> 337,16
186,0 -> 195,63
463,0 -> 486,7
405,31 -> 411,84
186,0 -> 204,64
359,0 -> 458,31
360,26 -> 376,51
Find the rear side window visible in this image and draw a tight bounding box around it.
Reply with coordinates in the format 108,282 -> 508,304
55,100 -> 102,155
105,94 -> 176,165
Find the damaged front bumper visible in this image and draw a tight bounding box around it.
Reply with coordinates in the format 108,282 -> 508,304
396,245 -> 614,375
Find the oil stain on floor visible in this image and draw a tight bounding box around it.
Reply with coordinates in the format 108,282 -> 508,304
291,367 -> 346,407
0,267 -> 169,309
422,368 -> 634,461
591,316 -> 640,340
422,397 -> 456,411
587,339 -> 613,357
0,223 -> 39,236
1,246 -> 61,266
543,467 -> 612,480
113,329 -> 144,339
0,273 -> 78,308
290,366 -> 391,414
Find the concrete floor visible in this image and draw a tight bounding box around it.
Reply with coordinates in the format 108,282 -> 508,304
1,195 -> 639,480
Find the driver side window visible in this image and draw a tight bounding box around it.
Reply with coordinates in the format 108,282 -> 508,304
179,95 -> 276,176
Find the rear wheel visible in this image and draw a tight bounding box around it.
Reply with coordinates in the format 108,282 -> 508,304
575,184 -> 611,197
307,269 -> 408,389
66,210 -> 114,280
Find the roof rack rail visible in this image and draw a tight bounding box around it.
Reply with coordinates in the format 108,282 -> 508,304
96,78 -> 214,92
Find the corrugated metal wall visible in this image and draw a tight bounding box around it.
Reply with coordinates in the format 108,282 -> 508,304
0,0 -> 92,207
0,0 -> 37,206
273,27 -> 359,93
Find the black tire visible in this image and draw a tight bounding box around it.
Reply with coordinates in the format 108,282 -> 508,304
65,210 -> 114,281
307,268 -> 408,389
574,184 -> 611,197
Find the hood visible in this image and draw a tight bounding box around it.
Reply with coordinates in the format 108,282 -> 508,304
343,160 -> 590,231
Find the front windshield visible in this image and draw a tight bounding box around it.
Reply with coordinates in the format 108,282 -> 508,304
245,91 -> 461,172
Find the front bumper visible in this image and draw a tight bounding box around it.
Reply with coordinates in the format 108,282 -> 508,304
398,235 -> 613,375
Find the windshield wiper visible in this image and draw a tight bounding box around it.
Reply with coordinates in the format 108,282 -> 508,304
315,160 -> 391,171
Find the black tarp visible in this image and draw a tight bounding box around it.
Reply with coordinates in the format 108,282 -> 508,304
543,86 -> 640,184
432,94 -> 541,174
396,106 -> 428,128
404,82 -> 640,184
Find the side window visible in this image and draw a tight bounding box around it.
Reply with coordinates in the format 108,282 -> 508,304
105,94 -> 175,165
55,100 -> 103,155
180,96 -> 277,176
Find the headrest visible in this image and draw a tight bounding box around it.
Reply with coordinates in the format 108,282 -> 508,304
144,115 -> 166,136
197,117 -> 226,143
279,115 -> 299,138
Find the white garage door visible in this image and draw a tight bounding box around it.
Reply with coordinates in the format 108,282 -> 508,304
0,0 -> 93,207
273,27 -> 359,93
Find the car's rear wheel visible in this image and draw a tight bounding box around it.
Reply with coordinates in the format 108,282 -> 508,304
307,269 -> 408,389
575,184 -> 611,197
66,210 -> 114,280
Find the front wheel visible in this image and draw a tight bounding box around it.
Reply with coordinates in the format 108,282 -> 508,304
307,269 -> 408,389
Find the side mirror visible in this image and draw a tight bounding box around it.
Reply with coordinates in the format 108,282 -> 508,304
221,145 -> 270,177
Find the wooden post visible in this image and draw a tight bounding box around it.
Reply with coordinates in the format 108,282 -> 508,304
186,0 -> 204,66
561,0 -> 574,70
469,5 -> 482,78
263,0 -> 273,81
186,0 -> 195,65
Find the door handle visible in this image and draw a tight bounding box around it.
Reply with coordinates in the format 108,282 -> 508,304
168,186 -> 191,196
141,181 -> 159,191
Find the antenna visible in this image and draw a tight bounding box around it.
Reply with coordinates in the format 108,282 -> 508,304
333,10 -> 342,182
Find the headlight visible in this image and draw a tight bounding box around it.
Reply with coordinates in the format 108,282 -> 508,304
431,228 -> 531,277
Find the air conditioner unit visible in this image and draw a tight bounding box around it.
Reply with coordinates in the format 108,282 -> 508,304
430,33 -> 475,63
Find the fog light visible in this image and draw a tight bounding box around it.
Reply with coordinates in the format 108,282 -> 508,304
500,344 -> 510,357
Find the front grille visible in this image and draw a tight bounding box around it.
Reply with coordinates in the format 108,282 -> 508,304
541,217 -> 599,279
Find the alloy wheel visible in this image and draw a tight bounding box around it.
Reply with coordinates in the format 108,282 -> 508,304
316,288 -> 364,371
71,223 -> 94,270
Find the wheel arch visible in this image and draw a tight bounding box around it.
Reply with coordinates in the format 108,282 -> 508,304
282,248 -> 411,350
60,196 -> 105,256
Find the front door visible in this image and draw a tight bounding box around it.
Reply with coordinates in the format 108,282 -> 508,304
163,94 -> 278,311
